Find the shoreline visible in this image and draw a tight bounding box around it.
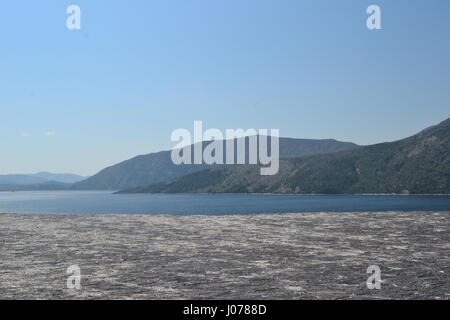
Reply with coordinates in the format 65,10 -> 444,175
1,189 -> 450,196
118,191 -> 450,196
1,210 -> 450,217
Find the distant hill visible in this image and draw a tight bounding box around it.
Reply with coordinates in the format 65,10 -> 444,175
0,181 -> 70,192
0,172 -> 85,191
0,174 -> 49,185
121,118 -> 450,195
0,172 -> 85,185
72,137 -> 359,190
32,172 -> 86,184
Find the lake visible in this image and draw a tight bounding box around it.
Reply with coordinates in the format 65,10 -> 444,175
0,191 -> 449,215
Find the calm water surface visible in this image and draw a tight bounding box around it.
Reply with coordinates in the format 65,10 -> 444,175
0,191 -> 449,215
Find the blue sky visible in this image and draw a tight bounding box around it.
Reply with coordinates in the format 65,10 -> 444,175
1,0 -> 449,175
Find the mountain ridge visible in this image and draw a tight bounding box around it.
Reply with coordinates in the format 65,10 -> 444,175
33,172 -> 87,184
72,137 -> 360,190
120,118 -> 450,195
0,172 -> 86,191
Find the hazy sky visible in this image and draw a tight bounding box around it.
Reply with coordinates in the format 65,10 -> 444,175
1,0 -> 449,176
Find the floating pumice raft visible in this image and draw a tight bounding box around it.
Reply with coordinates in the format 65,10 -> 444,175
0,211 -> 448,300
